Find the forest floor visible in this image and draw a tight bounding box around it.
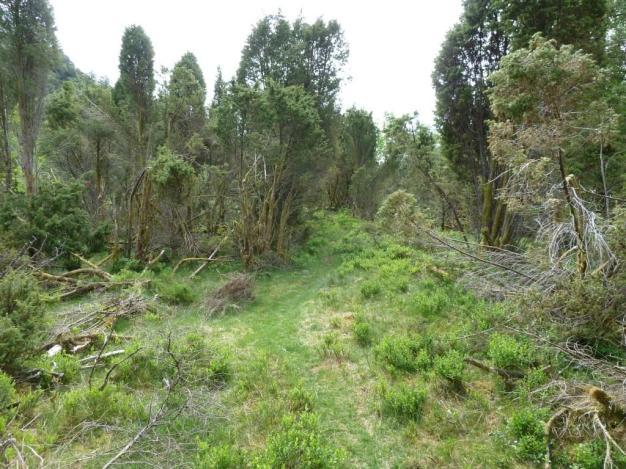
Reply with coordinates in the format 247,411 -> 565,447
9,211 -> 619,467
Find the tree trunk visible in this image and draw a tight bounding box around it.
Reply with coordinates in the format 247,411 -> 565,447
0,82 -> 11,191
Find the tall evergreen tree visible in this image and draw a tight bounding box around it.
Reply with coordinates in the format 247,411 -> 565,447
0,0 -> 58,195
165,52 -> 207,160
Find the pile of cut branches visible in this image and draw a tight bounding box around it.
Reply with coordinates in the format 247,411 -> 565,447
33,253 -> 142,300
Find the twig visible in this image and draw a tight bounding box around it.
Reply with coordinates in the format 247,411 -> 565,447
99,348 -> 143,391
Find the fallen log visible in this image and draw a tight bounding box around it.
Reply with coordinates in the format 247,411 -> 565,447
464,357 -> 525,380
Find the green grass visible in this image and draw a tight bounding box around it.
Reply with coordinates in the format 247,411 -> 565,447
9,210 -> 600,467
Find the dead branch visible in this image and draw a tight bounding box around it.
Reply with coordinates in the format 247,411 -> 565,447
99,348 -> 143,391
80,350 -> 125,364
464,357 -> 525,380
173,237 -> 225,275
62,267 -> 112,281
71,252 -> 101,270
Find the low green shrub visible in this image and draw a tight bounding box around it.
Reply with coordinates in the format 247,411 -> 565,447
0,270 -> 45,373
59,386 -> 145,431
380,383 -> 427,422
0,371 -> 16,414
288,385 -> 314,413
319,333 -> 347,360
374,335 -> 431,373
195,443 -> 248,468
111,343 -> 167,388
175,333 -> 230,386
0,181 -> 110,268
360,280 -> 381,299
352,321 -> 373,346
258,413 -> 344,468
488,334 -> 535,371
507,407 -> 547,463
434,350 -> 465,386
156,279 -> 196,305
31,352 -> 81,385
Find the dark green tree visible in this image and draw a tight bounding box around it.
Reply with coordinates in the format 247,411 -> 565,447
165,52 -> 207,160
432,0 -> 511,245
0,0 -> 58,195
496,0 -> 609,60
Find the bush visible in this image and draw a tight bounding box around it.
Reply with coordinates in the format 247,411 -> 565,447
195,443 -> 248,469
0,371 -> 16,413
376,190 -> 433,242
258,413 -> 344,468
0,181 -> 106,267
374,335 -> 431,373
360,280 -> 381,298
318,333 -> 347,360
507,407 -> 547,463
352,321 -> 373,347
0,270 -> 45,373
156,279 -> 196,305
175,333 -> 230,386
288,385 -> 314,413
488,334 -> 534,371
111,343 -> 166,388
30,353 -> 81,385
434,350 -> 465,386
59,386 -> 145,431
380,383 -> 427,422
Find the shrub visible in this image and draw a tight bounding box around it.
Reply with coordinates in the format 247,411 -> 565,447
318,333 -> 347,360
0,371 -> 16,414
353,321 -> 373,347
175,333 -> 230,386
156,279 -> 196,305
31,353 -> 81,385
0,181 -> 106,267
258,413 -> 344,468
111,343 -> 166,388
195,443 -> 248,469
488,334 -> 534,371
434,350 -> 465,386
360,280 -> 381,299
380,383 -> 427,422
288,385 -> 314,413
59,386 -> 145,431
507,407 -> 547,463
374,335 -> 430,373
0,270 -> 45,373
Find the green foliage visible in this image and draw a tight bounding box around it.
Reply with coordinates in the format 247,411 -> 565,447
379,383 -> 427,422
288,385 -> 314,413
195,443 -> 248,469
0,180 -> 104,265
257,413 -> 344,468
434,350 -> 465,385
0,270 -> 45,373
31,352 -> 81,385
506,407 -> 547,463
376,190 -> 419,239
175,333 -> 230,386
374,335 -> 431,373
58,386 -> 145,431
488,334 -> 534,370
360,280 -> 381,299
318,332 -> 347,360
155,278 -> 196,305
0,371 -> 16,413
352,320 -> 373,347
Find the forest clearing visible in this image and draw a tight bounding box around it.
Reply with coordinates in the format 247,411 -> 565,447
1,0 -> 625,467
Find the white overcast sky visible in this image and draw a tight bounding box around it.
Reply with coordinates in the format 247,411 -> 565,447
50,0 -> 463,127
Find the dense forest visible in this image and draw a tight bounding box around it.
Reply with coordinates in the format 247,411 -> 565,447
0,0 -> 625,467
